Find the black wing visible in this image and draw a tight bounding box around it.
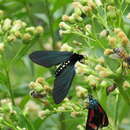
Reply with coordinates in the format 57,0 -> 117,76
29,51 -> 73,67
53,64 -> 75,104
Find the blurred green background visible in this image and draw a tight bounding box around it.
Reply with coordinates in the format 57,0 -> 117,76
1,0 -> 130,130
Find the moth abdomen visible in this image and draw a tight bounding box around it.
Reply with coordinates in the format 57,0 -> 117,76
55,60 -> 70,76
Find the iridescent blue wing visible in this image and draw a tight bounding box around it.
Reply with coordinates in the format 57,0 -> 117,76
53,64 -> 75,104
29,51 -> 73,67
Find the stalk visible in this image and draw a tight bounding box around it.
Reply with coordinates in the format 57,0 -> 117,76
44,0 -> 56,49
5,68 -> 15,106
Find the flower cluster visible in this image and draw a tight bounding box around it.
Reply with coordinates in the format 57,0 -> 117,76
29,77 -> 52,105
25,0 -> 130,129
0,10 -> 44,53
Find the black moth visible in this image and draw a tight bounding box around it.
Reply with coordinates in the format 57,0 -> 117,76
29,50 -> 84,104
86,96 -> 109,130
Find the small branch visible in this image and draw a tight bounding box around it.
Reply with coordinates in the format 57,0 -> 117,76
1,53 -> 15,106
114,94 -> 119,129
115,75 -> 130,106
23,1 -> 35,25
44,0 -> 56,49
59,113 -> 66,130
5,68 -> 15,106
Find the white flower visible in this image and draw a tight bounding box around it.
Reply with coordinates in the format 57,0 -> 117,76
60,43 -> 73,51
3,18 -> 12,31
95,0 -> 102,6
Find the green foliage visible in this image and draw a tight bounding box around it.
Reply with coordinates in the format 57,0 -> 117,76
0,0 -> 130,130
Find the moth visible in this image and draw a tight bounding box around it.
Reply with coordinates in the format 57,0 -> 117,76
29,50 -> 84,104
86,96 -> 109,130
113,48 -> 130,66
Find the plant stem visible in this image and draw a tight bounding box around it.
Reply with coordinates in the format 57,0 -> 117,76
23,1 -> 35,25
59,113 -> 66,130
44,0 -> 56,49
114,94 -> 119,130
5,68 -> 15,106
1,53 -> 15,106
115,75 -> 130,106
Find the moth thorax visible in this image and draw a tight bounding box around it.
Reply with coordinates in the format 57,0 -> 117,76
70,53 -> 84,63
55,60 -> 70,76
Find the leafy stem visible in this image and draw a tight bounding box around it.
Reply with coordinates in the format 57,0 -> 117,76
5,68 -> 15,106
115,74 -> 130,106
1,52 -> 15,106
114,94 -> 119,130
44,0 -> 56,49
23,1 -> 35,25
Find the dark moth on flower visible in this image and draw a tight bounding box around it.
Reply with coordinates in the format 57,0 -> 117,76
29,50 -> 84,104
86,96 -> 109,130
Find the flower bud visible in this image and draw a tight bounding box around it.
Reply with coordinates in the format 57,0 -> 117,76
121,36 -> 129,46
97,57 -> 105,64
59,22 -> 71,30
88,0 -> 96,8
60,43 -> 73,51
59,30 -> 70,36
99,70 -> 112,78
85,24 -> 91,34
0,24 -> 3,34
76,62 -> 87,74
113,28 -> 121,33
100,29 -> 109,37
34,83 -> 44,92
77,125 -> 84,130
0,10 -> 4,18
74,8 -> 82,16
100,80 -> 109,88
95,64 -> 106,71
72,2 -> 82,8
126,13 -> 130,19
68,16 -> 75,23
0,43 -> 5,52
26,26 -> 35,33
123,81 -> 130,89
95,0 -> 102,6
76,86 -> 87,98
108,36 -> 116,47
7,34 -> 16,42
23,33 -> 31,41
36,77 -> 45,84
71,111 -> 80,118
107,5 -> 115,11
117,31 -> 126,39
29,81 -> 36,89
25,101 -> 40,114
85,75 -> 99,86
44,85 -> 52,93
73,13 -> 83,22
57,106 -> 65,111
104,49 -> 113,55
38,109 -> 50,119
83,6 -> 92,13
62,15 -> 70,22
43,43 -> 53,50
13,20 -> 26,28
3,18 -> 12,31
35,26 -> 44,34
